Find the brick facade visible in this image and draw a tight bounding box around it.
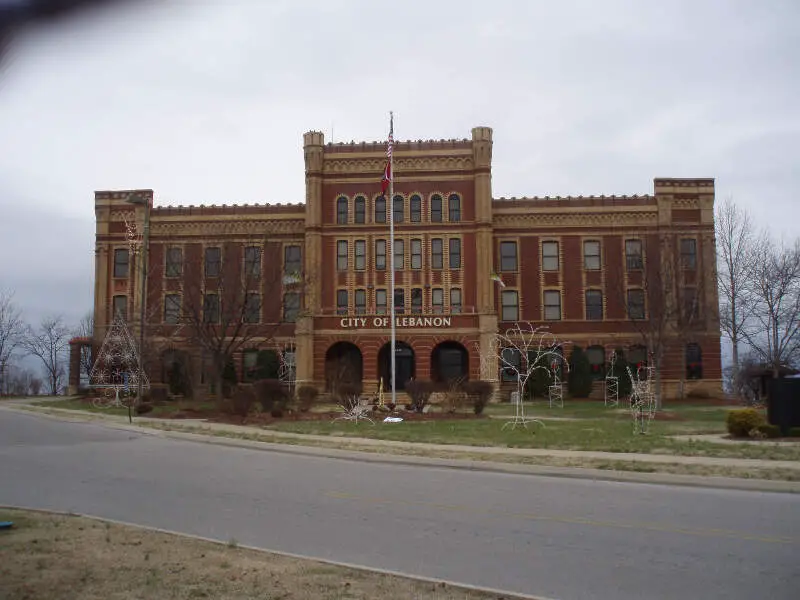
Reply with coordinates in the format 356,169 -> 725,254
75,126 -> 722,399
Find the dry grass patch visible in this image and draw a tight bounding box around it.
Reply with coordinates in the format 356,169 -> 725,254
0,508 -> 519,600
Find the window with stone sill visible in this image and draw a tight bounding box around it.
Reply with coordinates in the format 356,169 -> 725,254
542,241 -> 559,272
354,196 -> 366,224
543,290 -> 561,320
163,294 -> 180,324
113,248 -> 129,278
375,195 -> 386,223
336,196 -> 348,224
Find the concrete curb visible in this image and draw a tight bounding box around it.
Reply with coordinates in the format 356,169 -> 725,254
5,404 -> 800,494
0,504 -> 554,600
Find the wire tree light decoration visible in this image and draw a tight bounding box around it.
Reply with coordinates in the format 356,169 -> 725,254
277,343 -> 297,394
605,349 -> 619,407
548,358 -> 564,408
495,322 -> 566,431
627,363 -> 657,434
89,312 -> 149,408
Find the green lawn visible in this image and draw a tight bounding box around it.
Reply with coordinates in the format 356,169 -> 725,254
29,397 -> 800,461
265,403 -> 800,461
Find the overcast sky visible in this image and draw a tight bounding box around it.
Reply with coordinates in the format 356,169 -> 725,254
1,0 -> 798,330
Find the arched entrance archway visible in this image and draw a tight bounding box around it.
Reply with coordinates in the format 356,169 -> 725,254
431,341 -> 469,383
324,342 -> 363,391
378,341 -> 415,391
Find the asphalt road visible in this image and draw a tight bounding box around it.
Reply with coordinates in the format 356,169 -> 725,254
0,410 -> 798,600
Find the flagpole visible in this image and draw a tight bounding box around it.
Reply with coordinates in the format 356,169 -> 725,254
388,111 -> 397,408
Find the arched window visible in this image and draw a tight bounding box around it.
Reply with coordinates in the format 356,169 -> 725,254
448,194 -> 461,222
586,345 -> 605,380
336,196 -> 348,224
430,194 -> 443,222
393,194 -> 404,223
354,196 -> 366,224
375,195 -> 386,223
410,194 -> 422,222
686,344 -> 703,379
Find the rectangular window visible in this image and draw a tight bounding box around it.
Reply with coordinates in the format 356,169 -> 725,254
112,295 -> 127,321
375,289 -> 387,315
375,239 -> 386,271
393,195 -> 404,223
627,288 -> 645,319
113,248 -> 129,278
375,195 -> 386,223
283,292 -> 300,322
625,240 -> 643,270
336,290 -> 348,315
394,288 -> 405,314
205,247 -> 221,278
394,239 -> 404,270
354,240 -> 366,271
284,245 -> 301,276
244,293 -> 260,323
337,240 -> 348,271
431,238 -> 443,269
203,294 -> 220,323
430,194 -> 442,222
542,241 -> 559,271
164,294 -> 180,324
500,241 -> 518,272
544,290 -> 561,320
449,238 -> 461,269
244,246 -> 261,278
583,240 -> 601,270
411,239 -> 422,269
410,195 -> 421,222
411,288 -> 423,314
501,290 -> 519,322
432,288 -> 444,314
585,290 -> 603,320
165,247 -> 183,278
681,238 -> 697,269
354,196 -> 366,224
450,288 -> 462,314
355,289 -> 366,315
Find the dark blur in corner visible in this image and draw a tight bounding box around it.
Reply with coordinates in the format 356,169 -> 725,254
0,0 -> 143,70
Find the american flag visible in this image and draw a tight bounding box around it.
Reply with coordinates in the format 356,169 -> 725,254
381,112 -> 393,193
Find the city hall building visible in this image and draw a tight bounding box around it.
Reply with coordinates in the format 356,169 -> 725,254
76,126 -> 722,399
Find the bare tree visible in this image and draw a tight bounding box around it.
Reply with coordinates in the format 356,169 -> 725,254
743,235 -> 800,374
177,239 -> 309,400
29,376 -> 43,396
715,198 -> 756,390
7,364 -> 34,396
71,311 -> 95,387
0,289 -> 26,395
23,315 -> 71,395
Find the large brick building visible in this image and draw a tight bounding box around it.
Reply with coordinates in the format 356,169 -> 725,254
75,126 -> 722,399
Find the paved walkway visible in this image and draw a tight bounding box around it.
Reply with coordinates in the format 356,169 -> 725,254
6,400 -> 798,471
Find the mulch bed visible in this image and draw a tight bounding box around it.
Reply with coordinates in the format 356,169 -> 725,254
169,408 -> 485,426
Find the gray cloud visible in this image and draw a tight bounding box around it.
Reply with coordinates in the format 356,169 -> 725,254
1,0 -> 798,329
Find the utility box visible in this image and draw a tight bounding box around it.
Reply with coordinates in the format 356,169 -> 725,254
767,378 -> 800,435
